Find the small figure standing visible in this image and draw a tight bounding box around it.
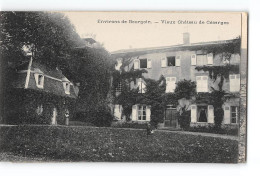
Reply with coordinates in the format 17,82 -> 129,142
146,122 -> 154,137
65,109 -> 69,126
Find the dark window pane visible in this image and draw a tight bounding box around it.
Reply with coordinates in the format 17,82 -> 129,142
140,59 -> 147,68
167,56 -> 175,66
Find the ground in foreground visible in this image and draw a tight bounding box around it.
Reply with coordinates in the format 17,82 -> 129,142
0,126 -> 238,162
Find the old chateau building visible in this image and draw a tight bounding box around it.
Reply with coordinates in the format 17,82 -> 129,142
111,33 -> 241,128
4,58 -> 79,125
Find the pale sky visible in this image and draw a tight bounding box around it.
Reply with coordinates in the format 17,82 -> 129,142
63,12 -> 242,52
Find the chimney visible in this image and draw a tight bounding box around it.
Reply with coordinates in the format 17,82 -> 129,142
183,32 -> 190,45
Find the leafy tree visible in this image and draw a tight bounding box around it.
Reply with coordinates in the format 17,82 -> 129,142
0,12 -> 113,125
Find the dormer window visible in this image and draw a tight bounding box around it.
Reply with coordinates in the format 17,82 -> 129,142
34,73 -> 44,89
63,82 -> 70,94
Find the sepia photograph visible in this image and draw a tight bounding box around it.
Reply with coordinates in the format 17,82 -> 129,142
0,11 -> 247,163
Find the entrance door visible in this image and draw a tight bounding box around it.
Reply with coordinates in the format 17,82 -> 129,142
165,108 -> 179,128
51,107 -> 57,125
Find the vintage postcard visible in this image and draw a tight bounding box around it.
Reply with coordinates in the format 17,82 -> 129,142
0,11 -> 247,163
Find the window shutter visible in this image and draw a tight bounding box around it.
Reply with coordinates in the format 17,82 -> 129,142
176,56 -> 181,66
196,76 -> 201,92
147,59 -> 152,68
230,74 -> 240,92
207,53 -> 213,65
208,105 -> 214,123
191,54 -> 197,65
134,59 -> 139,69
142,82 -> 146,93
132,105 -> 138,121
172,77 -> 176,92
146,106 -> 151,121
202,76 -> 208,92
161,58 -> 167,67
236,74 -> 240,92
224,106 -> 231,124
191,105 -> 197,123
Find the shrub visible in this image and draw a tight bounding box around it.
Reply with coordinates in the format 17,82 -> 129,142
187,125 -> 238,136
178,109 -> 191,130
111,121 -> 148,129
74,105 -> 113,127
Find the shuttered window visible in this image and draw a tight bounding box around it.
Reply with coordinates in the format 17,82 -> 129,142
230,74 -> 240,92
147,59 -> 152,68
191,53 -> 213,66
196,76 -> 208,92
196,55 -> 208,66
138,78 -> 146,93
166,77 -> 176,93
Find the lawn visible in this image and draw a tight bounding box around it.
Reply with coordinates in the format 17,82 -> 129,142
0,125 -> 238,163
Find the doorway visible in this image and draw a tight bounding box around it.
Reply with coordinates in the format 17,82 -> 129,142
164,106 -> 179,128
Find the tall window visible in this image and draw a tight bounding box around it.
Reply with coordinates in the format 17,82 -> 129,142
139,58 -> 147,68
196,76 -> 208,92
138,78 -> 146,93
197,106 -> 208,122
166,77 -> 176,93
230,74 -> 240,92
138,105 -> 146,120
196,55 -> 207,66
115,82 -> 122,93
231,106 -> 238,123
167,56 -> 175,66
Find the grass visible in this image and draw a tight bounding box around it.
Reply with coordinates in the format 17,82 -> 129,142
0,125 -> 238,162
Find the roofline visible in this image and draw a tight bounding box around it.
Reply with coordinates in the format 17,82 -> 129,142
111,39 -> 239,55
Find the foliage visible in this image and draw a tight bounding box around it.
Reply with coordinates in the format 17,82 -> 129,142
178,106 -> 191,129
0,12 -> 82,68
0,12 -> 113,124
0,125 -> 238,162
4,88 -> 75,125
187,125 -> 238,136
194,37 -> 241,128
111,121 -> 148,129
196,65 -> 239,91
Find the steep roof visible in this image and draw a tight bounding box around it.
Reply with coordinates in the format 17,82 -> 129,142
13,61 -> 78,99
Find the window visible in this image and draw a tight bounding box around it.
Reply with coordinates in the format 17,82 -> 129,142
34,74 -> 44,89
197,106 -> 208,122
191,53 -> 213,66
138,78 -> 146,93
196,55 -> 207,66
138,105 -> 146,120
115,82 -> 122,93
166,77 -> 176,93
140,58 -> 147,68
196,76 -> 208,92
230,74 -> 240,92
63,82 -> 70,94
167,56 -> 175,66
231,106 -> 238,123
